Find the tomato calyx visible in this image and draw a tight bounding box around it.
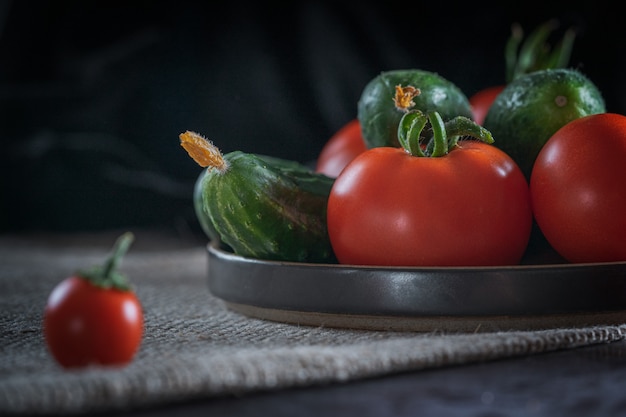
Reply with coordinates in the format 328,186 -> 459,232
78,232 -> 135,291
505,19 -> 576,83
398,110 -> 494,157
470,20 -> 576,126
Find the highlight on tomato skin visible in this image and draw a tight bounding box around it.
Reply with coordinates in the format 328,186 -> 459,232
316,119 -> 367,178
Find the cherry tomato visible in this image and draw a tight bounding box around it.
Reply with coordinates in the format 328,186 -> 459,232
44,233 -> 144,368
530,113 -> 626,263
327,111 -> 532,267
315,119 -> 367,178
469,85 -> 504,125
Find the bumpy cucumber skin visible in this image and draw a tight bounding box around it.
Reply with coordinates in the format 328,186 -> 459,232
357,69 -> 473,149
194,169 -> 220,241
198,152 -> 337,263
483,68 -> 606,179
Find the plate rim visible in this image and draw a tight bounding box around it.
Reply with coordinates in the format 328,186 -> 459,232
207,240 -> 626,272
206,241 -> 626,329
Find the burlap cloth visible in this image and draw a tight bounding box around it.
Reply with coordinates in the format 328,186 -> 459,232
1,231 -> 625,415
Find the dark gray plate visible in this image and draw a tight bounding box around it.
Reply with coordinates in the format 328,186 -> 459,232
207,242 -> 626,332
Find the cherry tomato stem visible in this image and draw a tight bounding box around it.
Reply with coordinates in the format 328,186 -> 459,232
102,232 -> 133,279
80,232 -> 134,291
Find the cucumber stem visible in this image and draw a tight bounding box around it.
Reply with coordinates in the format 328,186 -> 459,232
393,85 -> 421,112
180,131 -> 229,173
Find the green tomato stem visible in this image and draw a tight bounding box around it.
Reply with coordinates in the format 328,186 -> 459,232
103,232 -> 134,278
79,232 -> 135,291
516,20 -> 557,77
505,23 -> 524,83
397,111 -> 495,158
397,110 -> 426,157
505,19 -> 576,83
444,116 -> 494,145
428,111 -> 447,157
548,28 -> 576,69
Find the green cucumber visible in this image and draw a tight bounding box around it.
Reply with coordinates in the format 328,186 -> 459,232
483,68 -> 606,179
358,69 -> 473,149
193,169 -> 220,242
182,131 -> 337,263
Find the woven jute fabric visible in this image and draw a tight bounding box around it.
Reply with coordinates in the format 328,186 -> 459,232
1,231 -> 625,416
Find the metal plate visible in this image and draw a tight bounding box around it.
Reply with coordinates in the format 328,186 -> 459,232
207,242 -> 626,332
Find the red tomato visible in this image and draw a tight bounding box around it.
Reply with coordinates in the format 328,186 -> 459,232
316,119 -> 367,178
327,141 -> 532,266
44,277 -> 143,368
44,233 -> 144,368
530,113 -> 626,263
469,85 -> 504,125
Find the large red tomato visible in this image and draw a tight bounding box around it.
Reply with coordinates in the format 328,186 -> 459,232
316,119 -> 367,178
530,113 -> 626,263
327,139 -> 532,267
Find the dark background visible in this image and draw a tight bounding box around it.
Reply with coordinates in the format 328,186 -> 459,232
1,0 -> 624,236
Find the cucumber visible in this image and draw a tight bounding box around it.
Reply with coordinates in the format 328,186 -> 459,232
193,169 -> 220,242
483,68 -> 606,179
358,69 -> 473,149
182,131 -> 337,263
